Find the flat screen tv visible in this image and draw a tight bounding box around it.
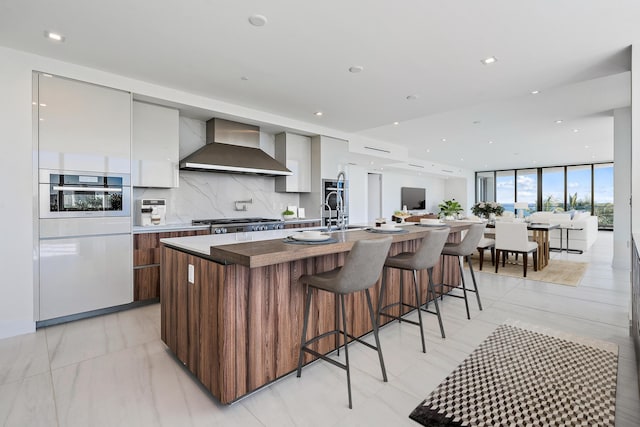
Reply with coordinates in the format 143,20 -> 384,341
401,187 -> 426,210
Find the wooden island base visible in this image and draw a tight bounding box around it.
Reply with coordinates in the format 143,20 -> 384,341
160,226 -> 469,404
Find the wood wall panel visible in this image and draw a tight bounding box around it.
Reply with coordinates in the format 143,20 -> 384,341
160,230 -> 463,404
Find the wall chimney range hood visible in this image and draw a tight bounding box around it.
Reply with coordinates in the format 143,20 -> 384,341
180,118 -> 292,176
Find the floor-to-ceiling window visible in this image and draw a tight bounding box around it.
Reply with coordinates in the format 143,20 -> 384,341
476,171 -> 495,202
593,163 -> 614,229
541,167 -> 565,212
516,169 -> 538,213
496,170 -> 515,213
566,165 -> 592,212
475,162 -> 613,230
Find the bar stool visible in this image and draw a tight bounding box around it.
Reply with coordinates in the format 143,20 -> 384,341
440,223 -> 486,320
377,228 -> 450,352
296,237 -> 393,409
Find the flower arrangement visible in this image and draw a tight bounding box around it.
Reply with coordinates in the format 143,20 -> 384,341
471,201 -> 504,218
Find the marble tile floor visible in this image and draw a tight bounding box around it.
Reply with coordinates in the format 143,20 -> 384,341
1,231 -> 638,426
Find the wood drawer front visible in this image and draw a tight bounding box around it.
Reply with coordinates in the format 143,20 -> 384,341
134,265 -> 160,301
134,229 -> 209,266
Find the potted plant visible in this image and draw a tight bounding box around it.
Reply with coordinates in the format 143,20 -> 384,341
282,209 -> 296,220
471,201 -> 504,219
438,199 -> 463,219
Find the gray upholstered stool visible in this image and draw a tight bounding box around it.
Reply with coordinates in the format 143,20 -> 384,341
440,223 -> 486,320
296,237 -> 393,409
477,237 -> 495,271
378,228 -> 450,352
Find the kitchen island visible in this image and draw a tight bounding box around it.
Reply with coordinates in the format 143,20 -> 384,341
160,222 -> 472,404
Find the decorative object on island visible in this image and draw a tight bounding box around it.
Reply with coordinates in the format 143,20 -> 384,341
282,209 -> 296,220
438,199 -> 463,219
471,201 -> 504,219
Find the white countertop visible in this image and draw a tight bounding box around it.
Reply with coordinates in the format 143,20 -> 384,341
160,226 -> 329,256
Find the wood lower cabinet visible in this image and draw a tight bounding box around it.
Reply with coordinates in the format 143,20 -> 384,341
133,229 -> 209,301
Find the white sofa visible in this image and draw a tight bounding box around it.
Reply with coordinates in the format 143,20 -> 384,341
527,211 -> 598,252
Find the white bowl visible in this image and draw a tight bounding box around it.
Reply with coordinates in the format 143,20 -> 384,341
379,224 -> 399,231
300,230 -> 323,238
420,218 -> 441,225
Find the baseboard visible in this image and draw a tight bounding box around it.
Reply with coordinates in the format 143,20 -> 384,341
0,319 -> 36,340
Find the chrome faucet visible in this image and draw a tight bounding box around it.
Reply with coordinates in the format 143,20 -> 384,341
325,190 -> 344,231
321,202 -> 332,232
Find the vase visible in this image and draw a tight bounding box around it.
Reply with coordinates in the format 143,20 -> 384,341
489,213 -> 496,220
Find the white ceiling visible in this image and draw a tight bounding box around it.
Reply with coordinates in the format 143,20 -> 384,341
1,0 -> 637,172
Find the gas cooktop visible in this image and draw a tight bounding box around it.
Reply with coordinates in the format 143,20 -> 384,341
192,217 -> 285,233
192,217 -> 281,226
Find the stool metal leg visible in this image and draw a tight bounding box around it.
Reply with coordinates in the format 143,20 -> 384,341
398,271 -> 404,323
339,294 -> 353,409
427,267 -> 446,338
376,268 -> 387,327
365,288 -> 387,381
465,255 -> 483,311
335,294 -> 340,356
297,286 -> 313,377
457,256 -> 471,319
412,270 -> 427,353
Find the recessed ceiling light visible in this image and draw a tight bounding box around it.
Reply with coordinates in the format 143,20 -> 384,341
555,120 -> 563,124
32,102 -> 36,105
426,149 -> 430,153
39,103 -> 47,107
441,138 -> 446,142
349,65 -> 364,73
573,129 -> 579,133
44,31 -> 65,42
584,145 -> 589,149
406,95 -> 418,101
530,90 -> 540,95
248,14 -> 268,26
460,158 -> 464,161
481,56 -> 497,65
369,161 -> 374,165
314,111 -> 323,116
393,121 -> 399,125
488,140 -> 494,144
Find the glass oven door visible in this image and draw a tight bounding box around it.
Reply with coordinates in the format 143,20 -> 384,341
39,170 -> 131,218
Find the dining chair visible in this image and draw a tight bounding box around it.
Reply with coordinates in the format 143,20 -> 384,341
476,237 -> 495,270
494,221 -> 538,277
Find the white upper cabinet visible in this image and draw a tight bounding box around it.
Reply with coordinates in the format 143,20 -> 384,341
132,101 -> 179,188
37,73 -> 131,173
275,132 -> 311,192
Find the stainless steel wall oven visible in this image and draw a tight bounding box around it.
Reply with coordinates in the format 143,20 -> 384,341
39,169 -> 131,218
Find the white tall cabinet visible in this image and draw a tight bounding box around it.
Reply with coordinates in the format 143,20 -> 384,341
132,101 -> 180,188
274,132 -> 311,193
37,74 -> 131,173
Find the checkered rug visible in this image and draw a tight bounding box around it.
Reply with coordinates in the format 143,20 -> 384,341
409,323 -> 618,426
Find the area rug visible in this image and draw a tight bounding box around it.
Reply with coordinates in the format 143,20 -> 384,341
471,256 -> 587,287
409,322 -> 618,426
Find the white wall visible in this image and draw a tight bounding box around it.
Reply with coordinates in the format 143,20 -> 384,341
444,177 -> 471,215
0,49 -> 36,338
381,172 -> 446,219
613,107 -> 631,270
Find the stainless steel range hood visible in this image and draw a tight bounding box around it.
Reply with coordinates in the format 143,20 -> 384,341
180,118 -> 292,176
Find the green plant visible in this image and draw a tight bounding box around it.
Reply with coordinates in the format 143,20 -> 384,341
438,199 -> 463,216
471,201 -> 504,217
282,209 -> 295,216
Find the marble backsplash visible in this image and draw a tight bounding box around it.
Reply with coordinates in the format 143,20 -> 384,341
133,116 -> 301,223
133,171 -> 301,223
